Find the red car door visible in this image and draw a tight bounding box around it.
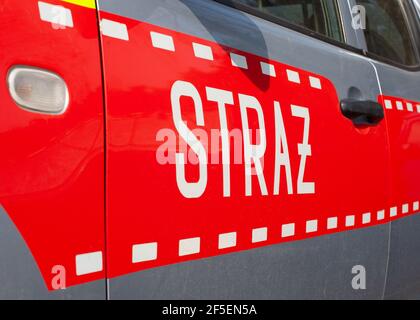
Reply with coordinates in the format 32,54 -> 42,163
0,0 -> 105,298
97,0 -> 394,298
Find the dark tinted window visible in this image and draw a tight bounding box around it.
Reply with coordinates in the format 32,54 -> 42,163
415,0 -> 420,17
356,0 -> 418,66
233,0 -> 344,42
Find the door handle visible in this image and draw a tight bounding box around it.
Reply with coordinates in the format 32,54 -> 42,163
340,99 -> 384,126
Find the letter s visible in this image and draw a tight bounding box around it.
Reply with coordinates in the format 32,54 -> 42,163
171,81 -> 207,198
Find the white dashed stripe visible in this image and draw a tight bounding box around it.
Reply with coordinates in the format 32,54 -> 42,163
252,227 -> 268,243
384,100 -> 393,110
260,62 -> 276,77
396,101 -> 404,110
327,217 -> 338,230
384,99 -> 420,113
123,203 -> 418,266
100,19 -> 129,41
38,1 -> 74,28
377,210 -> 385,221
218,232 -> 237,249
150,31 -> 175,51
346,215 -> 355,227
362,212 -> 371,225
230,53 -> 248,69
193,43 -> 214,60
287,69 -> 300,84
390,206 -> 398,217
306,220 -> 318,233
132,242 -> 157,263
281,223 -> 295,238
309,76 -> 322,89
75,251 -> 103,276
406,103 -> 414,112
179,237 -> 200,256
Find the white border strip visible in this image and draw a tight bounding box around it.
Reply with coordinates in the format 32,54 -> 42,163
132,242 -> 158,263
230,53 -> 248,69
252,227 -> 268,243
38,1 -> 74,28
101,19 -> 129,41
260,62 -> 276,77
309,76 -> 322,89
75,251 -> 103,276
150,31 -> 175,51
287,69 -> 301,84
384,100 -> 393,110
193,43 -> 214,60
179,237 -> 200,256
218,232 -> 237,249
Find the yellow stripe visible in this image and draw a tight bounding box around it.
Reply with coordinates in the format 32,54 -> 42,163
60,0 -> 96,9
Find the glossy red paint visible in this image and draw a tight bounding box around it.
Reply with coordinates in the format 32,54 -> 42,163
379,95 -> 420,209
2,1 -> 420,290
0,0 -> 105,288
98,11 -> 397,279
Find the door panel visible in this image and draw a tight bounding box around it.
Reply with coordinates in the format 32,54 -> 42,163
354,0 -> 420,299
0,0 -> 105,298
98,0 -> 391,299
375,66 -> 420,298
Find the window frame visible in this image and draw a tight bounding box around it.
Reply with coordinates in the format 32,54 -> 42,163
405,0 -> 420,59
359,0 -> 420,70
213,0 -> 357,50
212,0 -> 420,72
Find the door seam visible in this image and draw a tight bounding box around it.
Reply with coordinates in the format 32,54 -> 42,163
94,0 -> 110,301
368,59 -> 392,301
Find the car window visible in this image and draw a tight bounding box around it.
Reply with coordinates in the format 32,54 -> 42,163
414,0 -> 420,17
356,0 -> 418,66
232,0 -> 344,42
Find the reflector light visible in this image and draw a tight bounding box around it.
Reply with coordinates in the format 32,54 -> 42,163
7,66 -> 69,114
